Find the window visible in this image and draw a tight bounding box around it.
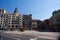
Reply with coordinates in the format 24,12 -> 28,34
33,24 -> 36,26
6,19 -> 7,20
9,18 -> 11,19
12,25 -> 14,27
9,21 -> 11,22
20,21 -> 21,22
8,25 -> 10,27
9,23 -> 10,24
0,10 -> 1,13
16,25 -> 18,28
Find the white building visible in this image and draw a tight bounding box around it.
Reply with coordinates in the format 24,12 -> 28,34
0,8 -> 32,31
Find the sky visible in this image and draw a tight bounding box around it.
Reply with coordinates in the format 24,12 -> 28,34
0,0 -> 60,20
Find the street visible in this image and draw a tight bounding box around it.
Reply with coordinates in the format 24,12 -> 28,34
0,31 -> 59,40
0,34 -> 52,40
0,32 -> 37,40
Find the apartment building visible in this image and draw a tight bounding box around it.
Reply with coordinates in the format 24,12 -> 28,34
0,8 -> 32,31
23,14 -> 32,30
49,10 -> 60,32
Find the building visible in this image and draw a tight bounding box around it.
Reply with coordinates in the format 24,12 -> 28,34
42,19 -> 50,31
49,10 -> 60,32
32,20 -> 42,30
23,14 -> 32,30
0,8 -> 32,31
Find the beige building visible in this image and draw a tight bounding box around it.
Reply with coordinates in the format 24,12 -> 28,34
0,8 -> 32,31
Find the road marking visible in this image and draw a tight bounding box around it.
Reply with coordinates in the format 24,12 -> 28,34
4,35 -> 21,40
30,39 -> 37,40
30,38 -> 37,40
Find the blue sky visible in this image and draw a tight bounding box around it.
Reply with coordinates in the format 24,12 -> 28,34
0,0 -> 60,20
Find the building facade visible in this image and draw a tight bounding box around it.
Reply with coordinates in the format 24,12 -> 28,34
32,20 -> 42,30
42,19 -> 50,31
0,8 -> 32,31
23,14 -> 32,30
49,10 -> 60,32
